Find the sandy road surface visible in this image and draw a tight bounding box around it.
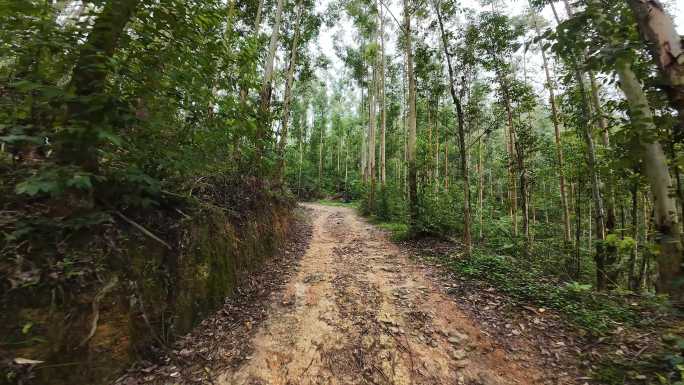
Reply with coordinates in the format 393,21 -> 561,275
217,203 -> 551,385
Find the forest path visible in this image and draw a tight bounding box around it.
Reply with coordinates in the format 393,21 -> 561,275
216,203 -> 553,385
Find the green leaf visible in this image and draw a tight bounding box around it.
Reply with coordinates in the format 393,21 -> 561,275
21,322 -> 33,335
66,174 -> 93,190
15,179 -> 60,196
97,130 -> 123,146
0,135 -> 43,144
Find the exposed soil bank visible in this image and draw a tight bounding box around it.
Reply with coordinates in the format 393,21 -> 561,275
1,199 -> 300,385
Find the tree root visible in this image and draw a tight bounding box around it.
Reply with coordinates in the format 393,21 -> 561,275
78,276 -> 119,348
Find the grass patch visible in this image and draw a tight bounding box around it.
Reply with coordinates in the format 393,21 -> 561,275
368,218 -> 409,241
316,199 -> 358,208
437,250 -> 669,335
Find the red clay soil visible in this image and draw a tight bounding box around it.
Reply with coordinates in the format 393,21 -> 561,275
118,204 -> 587,385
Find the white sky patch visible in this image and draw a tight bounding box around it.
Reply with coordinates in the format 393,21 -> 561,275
316,0 -> 684,91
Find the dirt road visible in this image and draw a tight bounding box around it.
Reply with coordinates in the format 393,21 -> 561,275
216,203 -> 553,385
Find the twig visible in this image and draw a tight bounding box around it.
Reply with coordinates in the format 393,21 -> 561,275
403,333 -> 415,384
633,345 -> 649,359
371,362 -> 391,383
300,356 -> 316,376
114,211 -> 172,250
78,276 -> 119,348
132,281 -> 171,351
175,208 -> 192,220
377,0 -> 405,33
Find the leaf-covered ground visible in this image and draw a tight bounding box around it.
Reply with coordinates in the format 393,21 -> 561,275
118,204 -> 597,385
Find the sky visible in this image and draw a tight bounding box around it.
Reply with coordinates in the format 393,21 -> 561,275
314,0 -> 684,92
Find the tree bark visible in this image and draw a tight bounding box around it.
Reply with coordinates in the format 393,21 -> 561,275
368,64 -> 377,211
434,0 -> 471,252
629,182 -> 639,290
276,0 -> 304,181
61,0 -> 139,170
616,57 -> 683,302
478,130 -> 484,242
254,0 -> 265,34
298,107 -> 305,197
533,17 -> 571,244
404,0 -> 418,232
377,0 -> 387,187
590,0 -> 683,301
626,0 -> 684,136
503,84 -> 518,237
550,0 -> 608,289
256,0 -> 285,165
361,88 -> 368,183
319,116 -> 324,190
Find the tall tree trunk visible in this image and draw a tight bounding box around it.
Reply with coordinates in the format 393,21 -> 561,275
345,135 -> 349,193
377,0 -> 387,187
319,118 -> 324,191
532,16 -> 571,244
444,135 -> 449,190
589,72 -> 619,284
629,182 -> 640,290
514,127 -> 531,254
276,0 -> 304,181
404,0 -> 418,232
254,0 -> 265,34
369,66 -> 377,211
298,110 -> 305,197
434,0 -> 471,252
591,0 -> 683,301
627,0 -> 684,136
575,180 -> 582,278
238,0 -> 265,106
361,88 -> 368,182
427,107 -> 434,184
435,101 -> 441,187
616,58 -> 683,302
61,0 -> 139,171
256,0 -> 285,166
550,0 -> 608,289
478,131 -> 485,242
503,86 -> 518,237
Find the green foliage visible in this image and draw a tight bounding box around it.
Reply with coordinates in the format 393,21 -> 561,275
448,249 -> 666,334
593,332 -> 684,385
371,220 -> 410,241
317,199 -> 358,208
414,188 -> 461,238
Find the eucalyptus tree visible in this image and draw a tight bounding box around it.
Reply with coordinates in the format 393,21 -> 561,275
59,0 -> 140,172
433,0 -> 473,253
584,0 -> 683,301
545,0 -> 612,288
344,0 -> 382,209
376,0 -> 388,187
627,0 -> 684,136
404,0 -> 419,230
257,0 -> 286,166
528,9 -> 572,245
475,10 -> 524,237
276,0 -> 321,181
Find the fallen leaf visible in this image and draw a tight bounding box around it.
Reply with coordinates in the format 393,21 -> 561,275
14,358 -> 44,365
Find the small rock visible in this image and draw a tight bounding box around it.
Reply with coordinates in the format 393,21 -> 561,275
451,349 -> 467,360
455,359 -> 470,368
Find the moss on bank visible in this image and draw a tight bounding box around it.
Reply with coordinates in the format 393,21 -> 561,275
1,198 -> 295,385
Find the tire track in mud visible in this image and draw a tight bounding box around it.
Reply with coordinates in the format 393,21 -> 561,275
217,204 -> 558,385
